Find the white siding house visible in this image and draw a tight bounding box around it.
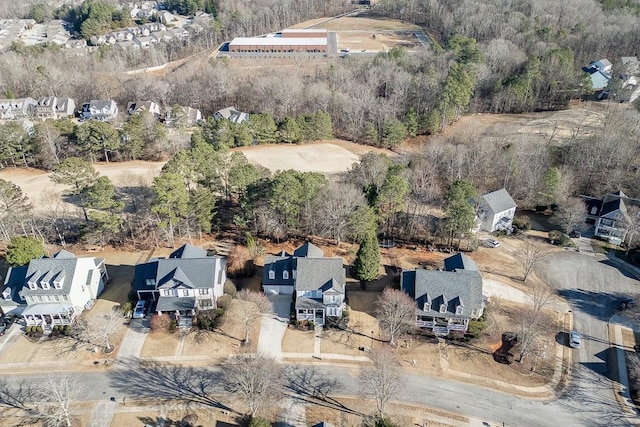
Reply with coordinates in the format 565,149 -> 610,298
478,188 -> 517,233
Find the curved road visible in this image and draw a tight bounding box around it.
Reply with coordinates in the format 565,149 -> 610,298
0,251 -> 637,426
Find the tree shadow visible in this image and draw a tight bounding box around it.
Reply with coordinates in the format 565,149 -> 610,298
600,259 -> 639,281
284,365 -> 362,416
559,360 -> 630,426
557,288 -> 622,322
108,358 -> 236,413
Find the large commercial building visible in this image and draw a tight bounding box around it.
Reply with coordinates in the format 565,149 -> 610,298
228,29 -> 337,56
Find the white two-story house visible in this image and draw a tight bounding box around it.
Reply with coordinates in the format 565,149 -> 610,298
582,190 -> 640,245
133,244 -> 226,324
477,188 -> 517,233
263,242 -> 345,326
81,100 -> 119,121
0,250 -> 109,328
401,253 -> 484,335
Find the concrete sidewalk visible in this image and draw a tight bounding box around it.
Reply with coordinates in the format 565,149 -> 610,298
609,315 -> 640,419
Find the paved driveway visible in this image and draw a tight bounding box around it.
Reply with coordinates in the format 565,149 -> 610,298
538,251 -> 640,425
268,294 -> 292,321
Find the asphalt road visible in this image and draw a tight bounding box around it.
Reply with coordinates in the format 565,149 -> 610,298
0,251 -> 637,427
540,251 -> 640,426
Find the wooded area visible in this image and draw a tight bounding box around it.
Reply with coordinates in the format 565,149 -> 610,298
0,0 -> 639,250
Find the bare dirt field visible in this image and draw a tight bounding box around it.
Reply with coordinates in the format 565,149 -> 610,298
291,16 -> 420,32
237,141 -> 392,176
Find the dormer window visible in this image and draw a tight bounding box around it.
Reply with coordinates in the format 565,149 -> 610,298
41,282 -> 50,290
2,289 -> 10,300
439,304 -> 447,313
423,302 -> 431,311
283,270 -> 289,280
54,281 -> 62,289
456,306 -> 463,315
28,281 -> 37,290
268,270 -> 275,280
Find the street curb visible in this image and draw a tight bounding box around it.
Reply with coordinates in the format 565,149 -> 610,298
607,316 -> 640,421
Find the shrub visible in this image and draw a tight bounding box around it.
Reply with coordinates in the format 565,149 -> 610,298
25,326 -> 32,333
169,320 -> 177,332
512,216 -> 531,233
35,326 -> 43,333
548,230 -> 571,246
365,416 -> 400,427
217,294 -> 232,309
150,313 -> 171,331
223,279 -> 238,296
247,416 -> 271,427
468,319 -> 487,339
227,245 -> 255,278
121,302 -> 132,317
181,414 -> 198,427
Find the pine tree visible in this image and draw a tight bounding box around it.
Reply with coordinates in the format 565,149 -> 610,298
354,231 -> 380,282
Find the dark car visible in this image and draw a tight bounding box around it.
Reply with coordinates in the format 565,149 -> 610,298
621,298 -> 636,310
569,230 -> 581,238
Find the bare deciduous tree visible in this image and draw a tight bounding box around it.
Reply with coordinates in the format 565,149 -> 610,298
235,290 -> 273,344
222,354 -> 283,417
516,308 -> 554,363
520,239 -> 552,282
358,347 -> 403,417
553,197 -> 586,234
76,308 -> 124,353
376,288 -> 416,346
37,374 -> 83,427
623,206 -> 640,256
530,280 -> 556,313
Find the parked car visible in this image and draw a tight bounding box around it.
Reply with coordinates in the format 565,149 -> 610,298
620,298 -> 636,310
133,300 -> 147,319
485,238 -> 500,248
569,330 -> 582,348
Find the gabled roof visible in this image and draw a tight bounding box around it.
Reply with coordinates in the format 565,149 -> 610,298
482,188 -> 516,214
444,253 -> 478,272
262,256 -> 296,286
133,247 -> 225,292
402,269 -> 483,319
169,244 -> 207,259
214,106 -> 249,123
0,266 -> 27,305
295,258 -> 345,292
293,242 -> 324,258
319,278 -> 344,294
53,249 -> 76,259
22,256 -> 79,296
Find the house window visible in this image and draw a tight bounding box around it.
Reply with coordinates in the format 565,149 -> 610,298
37,296 -> 43,302
283,270 -> 289,280
54,281 -> 62,289
41,282 -> 49,290
28,282 -> 37,290
439,304 -> 447,313
471,309 -> 478,317
199,289 -> 208,295
423,302 -> 431,311
62,295 -> 68,301
268,270 -> 275,280
456,306 -> 463,315
182,289 -> 189,297
54,295 -> 60,301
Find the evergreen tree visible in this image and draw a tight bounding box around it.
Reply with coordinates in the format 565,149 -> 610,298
152,172 -> 190,247
404,107 -> 418,137
354,231 -> 380,282
6,236 -> 45,267
382,119 -> 407,148
277,117 -> 303,143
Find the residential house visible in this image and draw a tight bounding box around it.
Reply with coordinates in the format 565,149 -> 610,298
583,59 -> 613,91
607,56 -> 640,103
132,244 -> 227,325
401,253 -> 484,335
65,39 -> 87,50
170,27 -> 189,39
151,30 -> 174,43
127,100 -> 162,118
82,100 -> 119,121
477,188 -> 517,233
582,190 -> 640,245
263,242 -> 346,326
185,107 -> 203,125
134,35 -> 155,48
0,250 -> 109,328
0,97 -> 36,120
34,97 -> 76,120
214,106 -> 249,124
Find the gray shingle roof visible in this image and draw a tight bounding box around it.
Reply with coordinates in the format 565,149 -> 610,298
156,296 -> 195,312
295,296 -> 325,310
0,266 -> 27,306
133,253 -> 225,293
293,242 -> 324,258
262,256 -> 296,286
169,244 -> 207,259
294,258 -> 345,292
22,257 -> 80,297
482,188 -> 516,214
444,253 -> 478,272
402,269 -> 483,319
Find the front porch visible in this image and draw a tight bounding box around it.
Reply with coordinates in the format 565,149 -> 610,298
22,303 -> 75,329
416,315 -> 468,335
156,296 -> 195,328
295,297 -> 325,326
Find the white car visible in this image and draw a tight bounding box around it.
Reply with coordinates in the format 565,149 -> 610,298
485,239 -> 500,248
569,330 -> 582,348
132,300 -> 147,319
